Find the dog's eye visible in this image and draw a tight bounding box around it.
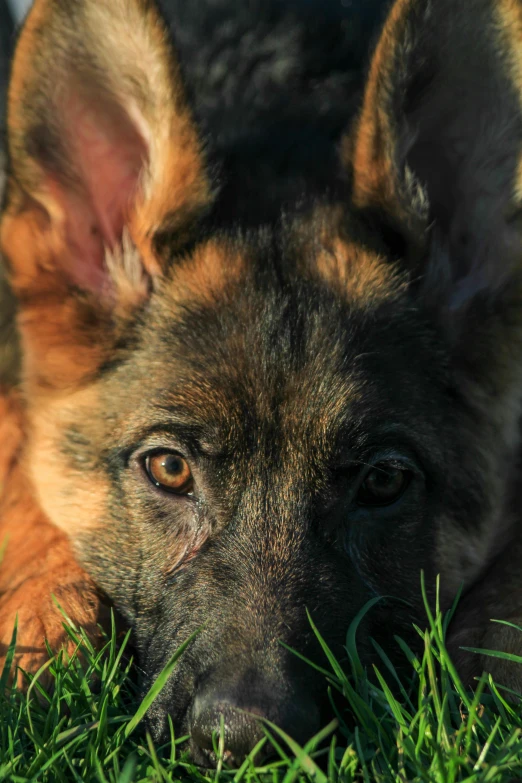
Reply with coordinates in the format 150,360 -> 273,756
144,451 -> 194,495
356,463 -> 410,507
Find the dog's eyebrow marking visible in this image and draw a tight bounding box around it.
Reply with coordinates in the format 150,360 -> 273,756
121,420 -> 226,459
314,238 -> 407,306
152,402 -> 212,422
165,239 -> 247,307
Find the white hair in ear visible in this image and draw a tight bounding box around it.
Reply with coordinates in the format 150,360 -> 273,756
104,229 -> 151,313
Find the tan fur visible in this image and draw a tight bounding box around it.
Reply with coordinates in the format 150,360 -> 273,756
166,239 -> 247,306
290,206 -> 407,306
25,387 -> 111,537
314,238 -> 406,305
104,231 -> 150,316
347,0 -> 414,217
0,391 -> 104,685
497,0 -> 522,202
496,0 -> 522,95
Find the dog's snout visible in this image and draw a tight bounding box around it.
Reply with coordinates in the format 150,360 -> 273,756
191,703 -> 267,765
190,682 -> 321,767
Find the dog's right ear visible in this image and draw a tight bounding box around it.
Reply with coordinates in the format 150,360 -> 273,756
2,0 -> 212,304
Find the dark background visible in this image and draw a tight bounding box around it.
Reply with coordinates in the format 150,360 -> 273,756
0,0 -> 389,127
0,0 -> 13,122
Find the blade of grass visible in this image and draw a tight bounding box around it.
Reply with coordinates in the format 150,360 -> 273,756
124,627 -> 201,738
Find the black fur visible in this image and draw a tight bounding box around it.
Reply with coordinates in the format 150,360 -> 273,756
158,0 -> 388,224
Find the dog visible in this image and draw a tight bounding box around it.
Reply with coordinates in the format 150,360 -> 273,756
2,0 -> 522,767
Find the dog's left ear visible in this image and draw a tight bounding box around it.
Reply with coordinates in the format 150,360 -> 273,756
348,0 -> 522,309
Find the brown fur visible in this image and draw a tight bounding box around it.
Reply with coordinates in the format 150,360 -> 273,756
166,239 -> 247,307
312,234 -> 406,306
347,0 -> 415,219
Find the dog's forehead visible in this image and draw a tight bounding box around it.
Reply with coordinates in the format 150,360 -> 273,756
105,222 -> 433,453
145,222 -> 407,374
155,212 -> 407,314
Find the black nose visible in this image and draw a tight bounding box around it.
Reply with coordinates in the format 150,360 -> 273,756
191,703 -> 267,765
190,683 -> 320,767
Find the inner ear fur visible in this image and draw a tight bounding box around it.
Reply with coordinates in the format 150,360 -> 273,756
2,0 -> 213,303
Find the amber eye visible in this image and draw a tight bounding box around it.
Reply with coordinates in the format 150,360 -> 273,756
144,451 -> 194,495
356,463 -> 410,507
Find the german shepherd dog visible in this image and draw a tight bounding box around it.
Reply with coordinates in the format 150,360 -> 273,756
2,0 -> 522,767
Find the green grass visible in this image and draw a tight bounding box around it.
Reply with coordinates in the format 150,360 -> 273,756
1,577 -> 522,783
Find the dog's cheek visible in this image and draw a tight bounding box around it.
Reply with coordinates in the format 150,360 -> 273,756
434,453 -> 512,606
342,514 -> 434,604
119,491 -> 211,609
25,389 -> 111,543
434,514 -> 500,607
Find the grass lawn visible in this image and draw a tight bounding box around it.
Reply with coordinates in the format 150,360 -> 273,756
1,579 -> 522,783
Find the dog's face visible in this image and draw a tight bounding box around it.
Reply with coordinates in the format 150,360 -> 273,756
3,0 -> 522,764
34,228 -> 462,752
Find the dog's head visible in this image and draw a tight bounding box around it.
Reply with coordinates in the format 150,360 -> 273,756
3,0 -> 522,765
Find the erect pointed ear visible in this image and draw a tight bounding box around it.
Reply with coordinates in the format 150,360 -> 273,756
2,0 -> 213,304
347,0 -> 522,309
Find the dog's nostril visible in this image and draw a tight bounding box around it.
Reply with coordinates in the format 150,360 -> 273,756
191,704 -> 267,765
